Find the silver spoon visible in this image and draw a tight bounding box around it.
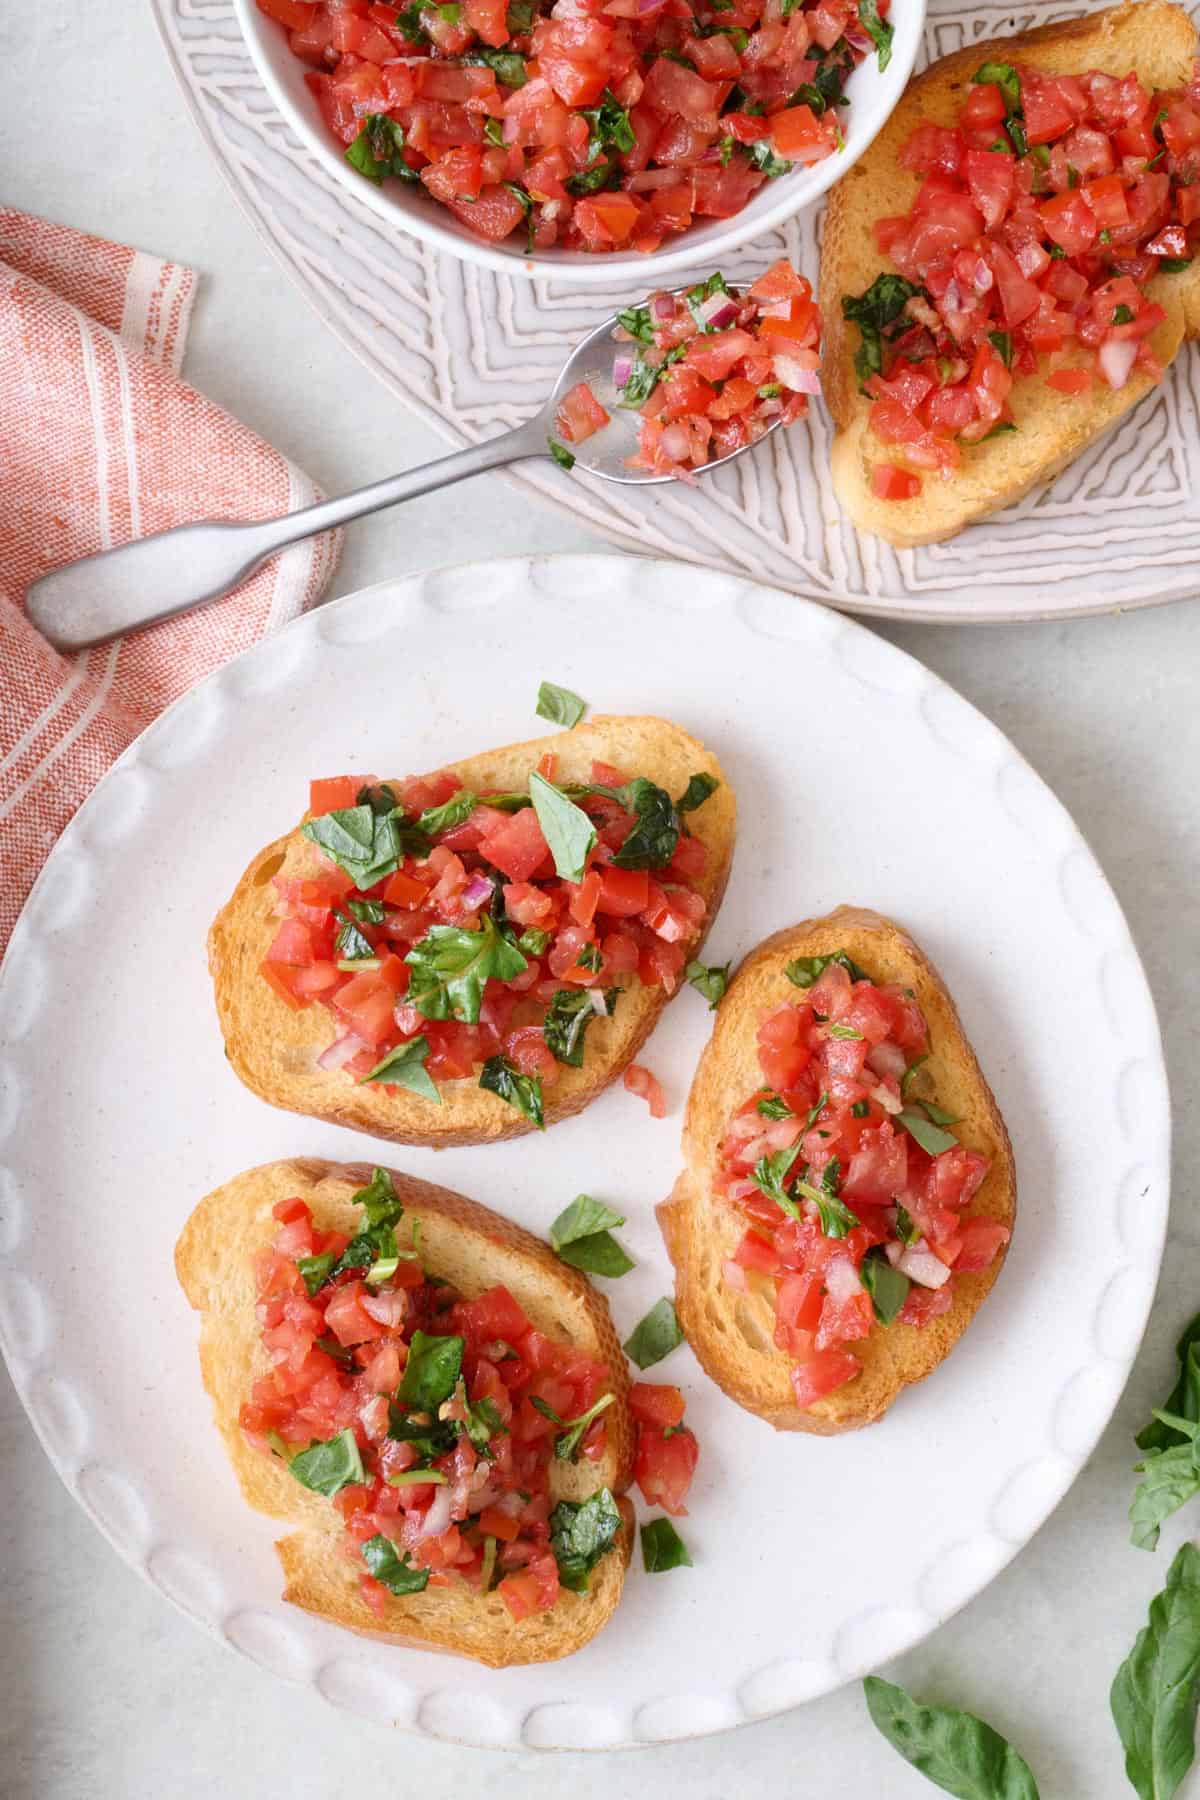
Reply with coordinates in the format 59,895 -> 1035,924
26,284 -> 785,652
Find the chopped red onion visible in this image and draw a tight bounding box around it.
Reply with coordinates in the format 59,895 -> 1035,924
362,1289 -> 408,1328
317,1033 -> 365,1072
612,351 -> 634,388
774,352 -> 821,394
650,291 -> 676,322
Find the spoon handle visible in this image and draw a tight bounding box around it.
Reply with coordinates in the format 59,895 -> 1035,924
25,418 -> 549,652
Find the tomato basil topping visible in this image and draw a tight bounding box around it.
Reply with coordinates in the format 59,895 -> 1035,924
241,1168 -> 623,1619
842,57 -> 1200,500
714,952 -> 1009,1409
259,0 -> 892,254
262,757 -> 719,1123
551,259 -> 822,478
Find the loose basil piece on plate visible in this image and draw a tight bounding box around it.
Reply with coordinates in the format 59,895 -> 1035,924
623,1298 -> 684,1370
535,680 -> 587,727
641,1517 -> 692,1573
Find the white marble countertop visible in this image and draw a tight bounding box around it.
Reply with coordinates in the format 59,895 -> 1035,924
3,6 -> 1199,1796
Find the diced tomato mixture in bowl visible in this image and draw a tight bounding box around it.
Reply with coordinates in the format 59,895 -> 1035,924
841,57 -> 1200,499
551,257 -> 822,478
255,0 -> 894,255
714,950 -> 1009,1410
242,1168 -> 626,1616
261,758 -> 720,1127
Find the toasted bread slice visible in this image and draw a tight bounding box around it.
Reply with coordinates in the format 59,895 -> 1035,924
176,1157 -> 635,1666
658,907 -> 1016,1434
209,715 -> 735,1147
821,0 -> 1200,546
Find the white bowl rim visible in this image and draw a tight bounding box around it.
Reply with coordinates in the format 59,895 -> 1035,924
232,0 -> 927,285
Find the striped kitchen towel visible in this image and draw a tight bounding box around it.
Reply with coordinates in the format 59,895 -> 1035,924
0,209 -> 341,955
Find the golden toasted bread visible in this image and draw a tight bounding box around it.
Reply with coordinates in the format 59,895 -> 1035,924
209,715 -> 735,1147
176,1158 -> 635,1666
658,908 -> 1016,1434
821,0 -> 1200,546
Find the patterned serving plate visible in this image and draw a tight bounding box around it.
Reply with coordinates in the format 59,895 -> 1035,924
0,555 -> 1169,1746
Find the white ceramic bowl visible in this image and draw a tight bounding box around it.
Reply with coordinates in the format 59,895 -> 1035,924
233,0 -> 927,285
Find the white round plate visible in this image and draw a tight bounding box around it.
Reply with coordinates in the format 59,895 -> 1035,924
0,555 -> 1168,1749
231,0 -> 924,285
155,0 -> 1200,622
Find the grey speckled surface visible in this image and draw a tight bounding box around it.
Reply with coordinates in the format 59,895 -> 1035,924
2,4 -> 1199,1794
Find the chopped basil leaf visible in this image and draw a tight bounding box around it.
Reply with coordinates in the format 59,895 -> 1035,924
897,1108 -> 959,1156
581,89 -> 635,162
751,1144 -> 804,1219
483,117 -> 506,146
297,1251 -> 335,1297
355,1166 -> 404,1227
386,1408 -> 458,1460
857,0 -> 892,69
361,1534 -> 430,1595
466,1395 -> 506,1453
576,941 -> 602,972
972,60 -> 1021,113
719,133 -> 735,163
567,159 -> 621,198
555,1231 -> 634,1278
800,1159 -> 859,1239
685,269 -> 732,330
852,1099 -> 870,1118
531,1390 -> 616,1461
394,3 -> 428,41
686,959 -> 729,1008
804,1091 -> 830,1130
543,986 -> 603,1067
301,801 -> 424,889
316,1334 -> 355,1365
396,1331 -> 464,1411
826,1022 -> 863,1040
536,680 -> 587,728
385,1466 -> 447,1487
865,1676 -> 1041,1800
895,1204 -> 921,1247
334,908 -> 376,961
747,139 -> 793,179
841,273 -> 925,389
623,1298 -> 684,1370
289,1428 -> 365,1498
549,1194 -> 625,1247
465,46 -> 527,85
361,1035 -> 441,1103
1161,257 -> 1194,272
617,349 -> 665,408
416,789 -> 477,837
900,1053 -> 928,1097
529,771 -> 596,882
913,1097 -> 961,1128
609,777 -> 681,870
348,897 -> 386,924
405,915 -> 527,1025
1113,303 -> 1135,325
660,47 -> 697,68
617,304 -> 655,344
346,113 -> 419,185
757,1092 -> 792,1120
988,329 -> 1013,368
785,949 -> 870,988
479,1053 -> 544,1128
516,925 -> 551,956
548,437 -> 575,470
642,1516 -> 692,1573
861,1248 -> 910,1325
550,1488 -> 622,1592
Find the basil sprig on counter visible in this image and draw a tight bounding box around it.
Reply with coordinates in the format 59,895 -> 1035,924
864,1676 -> 1041,1799
1112,1542 -> 1200,1800
549,1195 -> 634,1277
549,1488 -> 622,1592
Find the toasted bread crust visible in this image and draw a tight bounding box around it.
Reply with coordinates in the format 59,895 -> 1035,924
658,908 -> 1016,1434
209,716 -> 735,1147
176,1158 -> 634,1665
821,0 -> 1200,546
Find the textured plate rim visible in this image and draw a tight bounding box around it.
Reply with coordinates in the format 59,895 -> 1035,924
0,553 -> 1171,1748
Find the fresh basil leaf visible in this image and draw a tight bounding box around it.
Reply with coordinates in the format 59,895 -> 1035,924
397,1331 -> 464,1412
581,89 -> 635,161
857,0 -> 892,68
686,959 -> 729,1008
466,1396 -> 506,1453
757,1093 -> 792,1120
827,1022 -> 863,1040
805,1091 -> 830,1129
677,772 -> 719,813
346,113 -> 418,184
861,1248 -> 910,1325
1138,1313 -> 1200,1453
348,897 -> 386,924
617,350 -> 663,408
988,329 -> 1013,368
301,801 -> 425,889
548,437 -> 575,470
896,1204 -> 921,1247
1161,257 -> 1194,272
550,1194 -> 625,1247
289,1428 -> 365,1499
296,1251 -> 335,1297
416,790 -> 477,837
747,138 -> 793,178
532,1391 -> 617,1460
785,949 -> 870,989
567,158 -> 621,197
361,1035 -> 441,1103
334,908 -> 376,961
900,1053 -> 929,1096
973,60 -> 1021,112
353,1166 -> 404,1228
617,305 -> 655,348
386,1408 -> 458,1460
536,680 -> 586,728
841,273 -> 925,388
549,1488 -> 622,1592
852,1099 -> 870,1117
394,3 -> 428,42
315,1335 -> 355,1366
1111,1541 -> 1200,1800
864,1675 -> 1041,1800
752,1144 -> 804,1219
405,914 -> 527,1025
576,941 -> 602,972
483,116 -> 506,146
642,1516 -> 692,1573
465,45 -> 527,84
529,771 -> 596,883
610,777 -> 681,870
897,1109 -> 959,1156
556,1232 -> 635,1278
799,1161 -> 860,1240
685,269 -> 732,329
624,1298 -> 684,1370
479,1053 -> 544,1128
543,987 -> 602,1068
1131,1429 -> 1200,1551
361,1534 -> 430,1595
